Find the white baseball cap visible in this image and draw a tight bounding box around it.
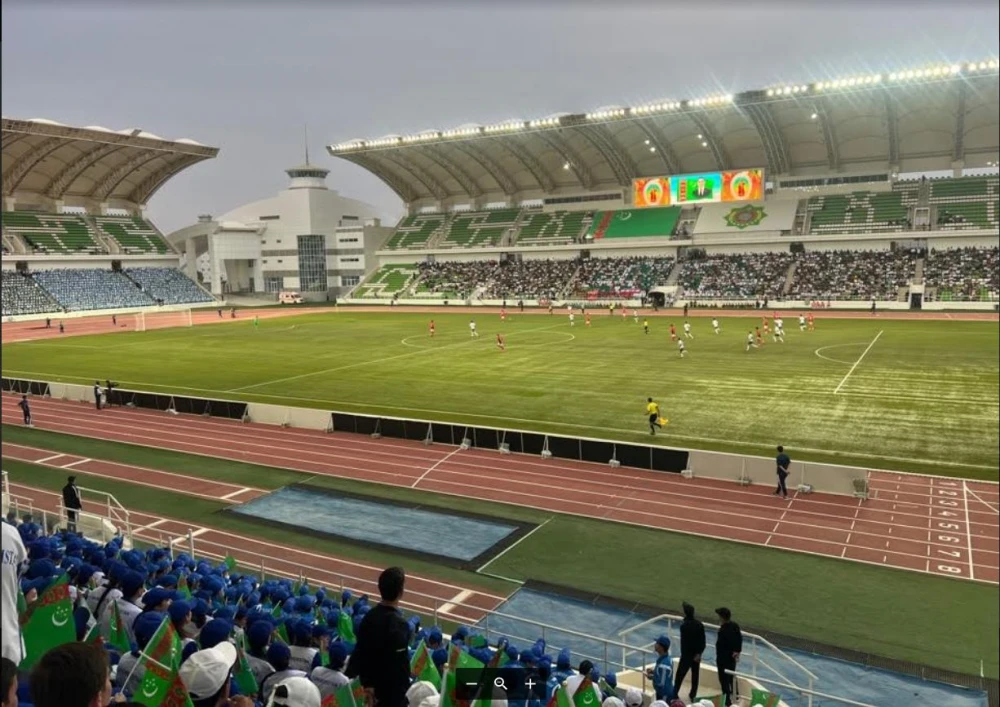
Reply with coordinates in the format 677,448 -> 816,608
179,642 -> 237,699
266,676 -> 322,707
624,688 -> 644,707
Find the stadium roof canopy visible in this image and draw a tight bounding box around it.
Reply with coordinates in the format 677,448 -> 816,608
328,60 -> 1000,207
1,117 -> 219,210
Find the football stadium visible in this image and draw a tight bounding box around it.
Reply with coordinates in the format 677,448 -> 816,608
2,51 -> 999,707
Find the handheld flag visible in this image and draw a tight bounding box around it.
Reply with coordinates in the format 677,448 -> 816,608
223,555 -> 237,572
573,679 -> 599,707
130,616 -> 184,707
337,611 -> 357,644
322,681 -> 358,707
411,641 -> 442,685
18,575 -> 75,669
750,688 -> 781,707
233,633 -> 258,696
176,574 -> 192,600
447,642 -> 485,672
350,678 -> 368,707
109,599 -> 131,653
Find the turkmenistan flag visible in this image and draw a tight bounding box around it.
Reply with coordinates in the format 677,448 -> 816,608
546,686 -> 572,707
271,602 -> 283,619
572,679 -> 599,707
321,681 -> 358,707
750,688 -> 781,706
447,642 -> 485,672
223,555 -> 237,572
695,696 -> 725,707
467,635 -> 488,649
337,611 -> 356,643
109,600 -> 131,653
131,616 -> 183,707
158,671 -> 196,707
18,575 -> 75,669
439,669 -> 470,707
273,622 -> 290,645
349,678 -> 368,707
233,633 -> 258,696
410,641 -> 441,685
487,646 -> 509,669
176,574 -> 192,600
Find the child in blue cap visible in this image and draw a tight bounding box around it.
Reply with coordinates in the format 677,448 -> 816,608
646,634 -> 674,701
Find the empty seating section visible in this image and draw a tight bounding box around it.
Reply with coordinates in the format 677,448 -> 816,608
587,207 -> 680,239
1,212 -> 101,254
923,247 -> 999,301
789,249 -> 917,300
678,253 -> 793,299
125,268 -> 214,305
384,214 -> 445,249
893,180 -> 922,205
32,269 -> 154,311
574,257 -> 675,296
95,216 -> 172,254
516,210 -> 587,245
931,177 -> 999,230
440,211 -> 515,248
354,264 -> 421,298
1,271 -> 61,316
807,192 -> 909,234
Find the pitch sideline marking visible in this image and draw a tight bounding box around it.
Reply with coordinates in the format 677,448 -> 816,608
477,517 -> 553,574
834,330 -> 884,395
814,342 -> 870,365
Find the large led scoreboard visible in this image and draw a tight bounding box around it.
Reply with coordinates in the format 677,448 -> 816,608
633,168 -> 764,208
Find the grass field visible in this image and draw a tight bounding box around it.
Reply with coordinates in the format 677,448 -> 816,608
2,311 -> 997,476
3,424 -> 998,678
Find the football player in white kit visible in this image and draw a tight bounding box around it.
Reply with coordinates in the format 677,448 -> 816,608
677,339 -> 687,357
469,320 -> 479,337
683,321 -> 694,339
633,309 -> 639,323
746,330 -> 757,352
569,312 -> 576,327
712,317 -> 720,334
773,317 -> 785,343
798,314 -> 806,331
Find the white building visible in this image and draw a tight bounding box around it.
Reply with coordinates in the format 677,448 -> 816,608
167,162 -> 392,299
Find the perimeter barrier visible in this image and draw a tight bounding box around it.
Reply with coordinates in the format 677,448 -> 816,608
3,375 -> 881,495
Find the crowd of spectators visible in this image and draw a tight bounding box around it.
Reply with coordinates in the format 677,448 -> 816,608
676,253 -> 793,300
1,271 -> 61,317
788,249 -> 918,301
1,510 -> 747,707
574,257 -> 675,296
417,259 -> 578,300
922,246 -> 1000,301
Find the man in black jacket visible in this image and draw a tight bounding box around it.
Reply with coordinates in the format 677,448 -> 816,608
345,567 -> 411,707
673,601 -> 706,701
62,476 -> 83,532
715,607 -> 743,706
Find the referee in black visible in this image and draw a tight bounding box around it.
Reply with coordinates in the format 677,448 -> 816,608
774,445 -> 791,497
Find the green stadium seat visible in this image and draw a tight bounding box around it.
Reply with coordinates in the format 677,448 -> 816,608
93,216 -> 172,254
587,207 -> 680,239
353,263 -> 421,298
384,214 -> 445,249
1,211 -> 103,254
806,191 -> 909,234
439,212 -> 507,248
515,210 -> 587,245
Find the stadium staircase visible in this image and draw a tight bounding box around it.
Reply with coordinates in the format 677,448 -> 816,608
664,260 -> 684,286
384,213 -> 448,250
559,264 -> 583,299
782,261 -> 797,295
914,257 -> 925,284
353,263 -> 421,299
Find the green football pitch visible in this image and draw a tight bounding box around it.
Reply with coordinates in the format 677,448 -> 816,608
2,311 -> 998,477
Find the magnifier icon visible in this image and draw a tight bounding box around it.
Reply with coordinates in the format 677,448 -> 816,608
494,677 -> 508,691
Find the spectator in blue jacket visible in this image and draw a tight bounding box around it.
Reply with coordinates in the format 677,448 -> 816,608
553,648 -> 574,683
645,635 -> 674,701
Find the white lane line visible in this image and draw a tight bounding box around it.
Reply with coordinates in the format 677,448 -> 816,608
169,527 -> 209,546
61,457 -> 91,469
477,518 -> 553,574
765,492 -> 797,546
964,481 -> 976,581
220,487 -> 253,500
438,589 -> 475,617
411,448 -> 462,489
35,454 -> 65,464
842,497 -> 865,558
966,486 -> 1000,514
132,519 -> 168,534
834,330 -> 883,394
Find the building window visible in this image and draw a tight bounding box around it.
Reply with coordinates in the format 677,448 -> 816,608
341,257 -> 360,263
264,276 -> 282,293
342,215 -> 359,221
338,237 -> 360,244
342,275 -> 361,287
259,215 -> 280,221
297,234 -> 328,292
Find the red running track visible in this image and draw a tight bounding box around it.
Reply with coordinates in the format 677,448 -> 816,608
2,475 -> 506,626
3,395 -> 997,584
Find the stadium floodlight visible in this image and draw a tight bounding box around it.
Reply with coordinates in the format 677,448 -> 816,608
649,146 -> 656,153
810,113 -> 818,120
701,141 -> 708,147
563,162 -> 571,170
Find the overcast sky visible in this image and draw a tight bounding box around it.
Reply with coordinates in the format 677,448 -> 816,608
3,1 -> 998,233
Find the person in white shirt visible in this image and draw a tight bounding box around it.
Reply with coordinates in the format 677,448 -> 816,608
569,313 -> 576,327
1,522 -> 27,664
469,320 -> 479,338
564,660 -> 603,705
773,318 -> 785,343
798,314 -> 806,331
677,340 -> 687,358
310,642 -> 350,699
100,570 -> 144,645
712,318 -> 720,334
683,321 -> 694,339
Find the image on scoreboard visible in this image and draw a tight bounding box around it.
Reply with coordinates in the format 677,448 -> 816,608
672,172 -> 723,203
722,169 -> 764,202
633,177 -> 671,208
